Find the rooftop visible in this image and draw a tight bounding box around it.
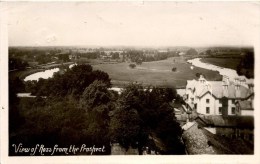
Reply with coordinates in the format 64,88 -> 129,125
186,79 -> 253,99
183,121 -> 254,154
195,115 -> 254,129
237,100 -> 253,110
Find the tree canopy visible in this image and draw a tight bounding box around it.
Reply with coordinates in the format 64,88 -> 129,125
10,64 -> 185,155
25,64 -> 111,98
110,84 -> 185,154
236,51 -> 254,78
186,48 -> 198,56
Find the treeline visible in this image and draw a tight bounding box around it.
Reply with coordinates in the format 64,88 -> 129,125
9,57 -> 29,70
9,48 -> 59,64
9,64 -> 185,155
24,65 -> 111,98
78,52 -> 100,59
200,47 -> 254,58
236,51 -> 254,78
125,50 -> 179,63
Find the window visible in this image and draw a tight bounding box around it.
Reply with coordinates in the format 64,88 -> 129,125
219,99 -> 222,104
206,107 -> 210,114
232,100 -> 235,104
219,107 -> 222,114
194,104 -> 197,109
232,107 -> 236,114
206,99 -> 210,103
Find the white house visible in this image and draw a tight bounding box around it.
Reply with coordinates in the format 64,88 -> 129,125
184,75 -> 254,116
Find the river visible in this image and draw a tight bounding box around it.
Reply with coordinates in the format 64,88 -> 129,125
24,68 -> 60,81
21,58 -> 253,97
187,58 -> 253,85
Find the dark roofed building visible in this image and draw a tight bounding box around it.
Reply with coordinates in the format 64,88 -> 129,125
182,116 -> 254,154
235,99 -> 254,116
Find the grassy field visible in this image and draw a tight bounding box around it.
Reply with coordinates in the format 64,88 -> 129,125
93,57 -> 222,88
200,58 -> 241,70
10,57 -> 223,89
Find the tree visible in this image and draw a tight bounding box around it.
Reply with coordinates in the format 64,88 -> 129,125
206,49 -> 212,56
110,107 -> 141,149
110,84 -> 185,154
25,64 -> 111,98
129,63 -> 136,69
136,59 -> 142,65
80,80 -> 115,146
236,51 -> 254,78
186,48 -> 198,56
196,73 -> 201,78
9,58 -> 29,70
9,77 -> 25,131
58,53 -> 70,62
110,84 -> 146,153
112,52 -> 120,59
80,80 -> 111,109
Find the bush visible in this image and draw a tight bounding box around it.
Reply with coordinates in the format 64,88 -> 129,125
129,63 -> 136,69
172,67 -> 177,72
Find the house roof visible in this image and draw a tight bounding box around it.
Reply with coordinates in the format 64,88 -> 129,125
195,115 -> 254,129
186,79 -> 252,99
237,100 -> 253,110
183,121 -> 254,154
182,121 -> 196,131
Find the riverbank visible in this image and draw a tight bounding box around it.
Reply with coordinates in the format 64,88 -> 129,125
9,62 -> 74,81
9,69 -> 45,80
187,58 -> 253,85
24,68 -> 60,81
200,57 -> 240,71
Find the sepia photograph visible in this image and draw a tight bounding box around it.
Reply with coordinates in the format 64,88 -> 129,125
1,1 -> 260,163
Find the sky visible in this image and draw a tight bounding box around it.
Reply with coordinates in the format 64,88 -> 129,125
4,1 -> 260,47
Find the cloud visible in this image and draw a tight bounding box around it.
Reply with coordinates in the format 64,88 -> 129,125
45,34 -> 57,44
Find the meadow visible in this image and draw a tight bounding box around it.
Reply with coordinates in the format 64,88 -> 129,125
93,57 -> 222,88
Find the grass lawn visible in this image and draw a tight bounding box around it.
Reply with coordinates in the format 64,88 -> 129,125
93,57 -> 222,88
200,58 -> 241,70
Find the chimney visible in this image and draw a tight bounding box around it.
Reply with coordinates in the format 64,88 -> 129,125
222,84 -> 229,97
248,84 -> 254,94
205,82 -> 211,92
226,77 -> 230,85
206,84 -> 210,90
199,75 -> 206,84
235,84 -> 241,98
234,78 -> 239,84
238,78 -> 246,86
222,75 -> 230,85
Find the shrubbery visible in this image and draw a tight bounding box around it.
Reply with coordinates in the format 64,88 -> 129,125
129,63 -> 136,69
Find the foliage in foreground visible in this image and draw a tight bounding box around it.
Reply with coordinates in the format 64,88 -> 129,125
9,65 -> 185,155
110,84 -> 185,154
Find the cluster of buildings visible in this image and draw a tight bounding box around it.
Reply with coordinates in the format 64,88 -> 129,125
180,75 -> 254,154
184,75 -> 254,116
